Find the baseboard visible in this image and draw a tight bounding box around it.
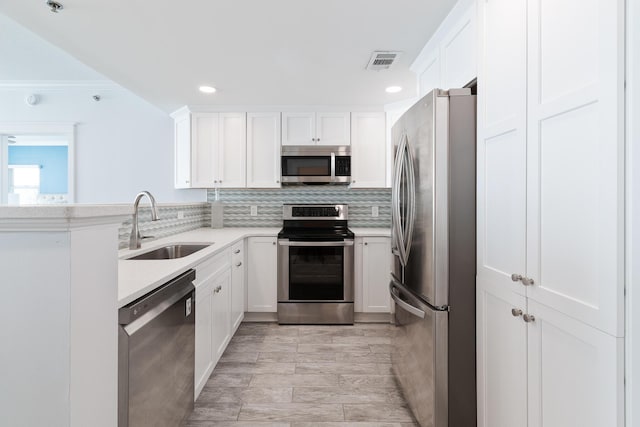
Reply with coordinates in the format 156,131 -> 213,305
354,312 -> 394,323
243,312 -> 278,322
242,312 -> 393,324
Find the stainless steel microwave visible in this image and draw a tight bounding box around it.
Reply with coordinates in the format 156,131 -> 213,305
281,146 -> 351,185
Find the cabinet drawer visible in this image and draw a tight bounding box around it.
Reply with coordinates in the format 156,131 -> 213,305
194,250 -> 230,286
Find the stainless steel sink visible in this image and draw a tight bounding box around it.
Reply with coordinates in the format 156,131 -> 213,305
126,244 -> 211,260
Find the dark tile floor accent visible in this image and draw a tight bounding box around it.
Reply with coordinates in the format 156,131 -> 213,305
186,322 -> 418,427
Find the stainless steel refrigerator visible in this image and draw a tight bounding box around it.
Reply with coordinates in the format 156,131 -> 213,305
390,88 -> 476,427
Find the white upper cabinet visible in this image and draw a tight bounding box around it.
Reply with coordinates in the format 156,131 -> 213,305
174,113 -> 192,188
412,0 -> 477,97
217,113 -> 247,188
247,113 -> 281,188
172,111 -> 246,189
281,112 -> 315,145
440,5 -> 477,90
315,112 -> 351,145
350,112 -> 387,188
524,0 -> 625,336
191,113 -> 219,188
282,112 -> 350,146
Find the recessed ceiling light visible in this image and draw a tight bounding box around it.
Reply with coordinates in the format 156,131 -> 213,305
199,86 -> 217,94
385,86 -> 402,93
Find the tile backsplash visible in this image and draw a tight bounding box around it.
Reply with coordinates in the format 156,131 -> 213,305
118,203 -> 210,249
117,188 -> 391,248
207,187 -> 391,228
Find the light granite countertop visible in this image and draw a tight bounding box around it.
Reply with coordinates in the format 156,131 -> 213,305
118,226 -> 391,308
0,204 -> 132,218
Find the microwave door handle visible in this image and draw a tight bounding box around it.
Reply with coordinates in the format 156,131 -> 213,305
330,152 -> 336,183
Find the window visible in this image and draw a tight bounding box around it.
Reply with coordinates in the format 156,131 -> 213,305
8,165 -> 40,205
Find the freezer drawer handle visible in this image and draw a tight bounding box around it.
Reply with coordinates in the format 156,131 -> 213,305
389,281 -> 425,319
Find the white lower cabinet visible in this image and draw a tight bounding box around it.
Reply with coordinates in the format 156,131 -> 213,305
230,240 -> 245,332
246,236 -> 278,312
355,236 -> 391,312
477,282 -> 528,427
477,281 -> 624,427
211,268 -> 232,364
193,250 -> 232,398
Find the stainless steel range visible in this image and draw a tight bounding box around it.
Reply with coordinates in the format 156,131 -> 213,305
277,204 -> 354,324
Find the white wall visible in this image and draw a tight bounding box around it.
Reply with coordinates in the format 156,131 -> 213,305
0,13 -> 206,204
627,0 -> 640,425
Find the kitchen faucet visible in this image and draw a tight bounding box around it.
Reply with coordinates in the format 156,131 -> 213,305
129,191 -> 159,249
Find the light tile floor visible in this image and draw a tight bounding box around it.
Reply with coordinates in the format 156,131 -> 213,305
186,322 -> 418,427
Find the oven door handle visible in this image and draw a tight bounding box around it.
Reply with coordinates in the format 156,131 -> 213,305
278,240 -> 354,247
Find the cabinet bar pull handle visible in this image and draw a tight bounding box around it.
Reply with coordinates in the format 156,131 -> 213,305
234,249 -> 241,254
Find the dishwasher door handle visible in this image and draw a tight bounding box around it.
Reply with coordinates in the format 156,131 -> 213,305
119,269 -> 196,328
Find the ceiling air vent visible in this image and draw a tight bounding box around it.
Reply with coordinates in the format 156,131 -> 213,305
366,51 -> 402,71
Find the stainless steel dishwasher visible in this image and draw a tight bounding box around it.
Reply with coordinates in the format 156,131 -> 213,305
118,269 -> 196,427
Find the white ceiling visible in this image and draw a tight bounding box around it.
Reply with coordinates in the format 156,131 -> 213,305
0,0 -> 457,112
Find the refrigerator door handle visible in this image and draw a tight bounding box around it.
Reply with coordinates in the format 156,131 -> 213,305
389,279 -> 425,319
391,133 -> 408,266
402,136 -> 417,262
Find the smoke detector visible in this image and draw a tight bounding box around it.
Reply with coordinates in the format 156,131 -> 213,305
366,51 -> 402,71
46,0 -> 63,13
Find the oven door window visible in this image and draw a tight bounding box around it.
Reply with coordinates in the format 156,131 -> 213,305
282,156 -> 331,176
289,246 -> 344,300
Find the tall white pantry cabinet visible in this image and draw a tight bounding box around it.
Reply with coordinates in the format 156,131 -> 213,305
476,0 -> 625,426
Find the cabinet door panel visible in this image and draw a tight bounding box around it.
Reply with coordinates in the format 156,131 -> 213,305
527,301 -> 624,427
361,237 -> 391,312
441,6 -> 476,89
211,268 -> 231,364
231,241 -> 245,332
479,0 -> 527,129
247,113 -> 281,188
477,281 -> 528,427
351,112 -> 387,188
194,281 -> 213,397
526,0 -> 624,336
174,114 -> 191,188
218,113 -> 246,188
477,129 -> 527,296
191,113 -> 218,188
282,112 -> 314,145
247,237 -> 278,312
419,55 -> 441,98
316,112 -> 350,146
477,0 -> 527,295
